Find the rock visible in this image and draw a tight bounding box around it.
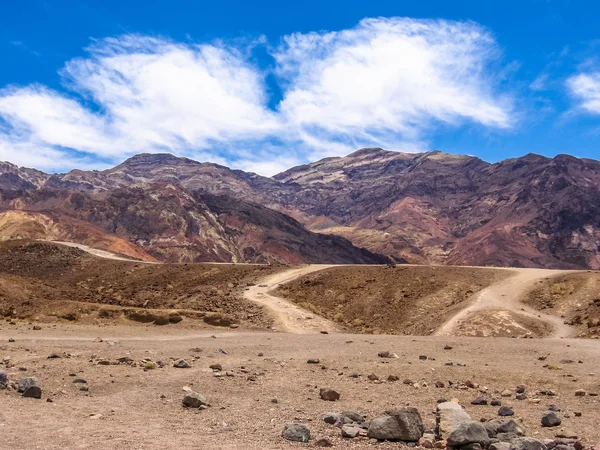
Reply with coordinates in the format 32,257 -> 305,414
173,359 -> 191,368
18,377 -> 38,393
498,406 -> 514,417
447,421 -> 490,448
491,400 -> 502,406
73,379 -> 87,384
319,388 -> 340,401
367,407 -> 424,442
182,392 -> 208,408
444,345 -> 453,350
436,402 -> 471,439
322,412 -> 342,425
471,396 -> 488,405
501,390 -> 513,397
574,389 -> 586,397
209,364 -> 223,371
341,424 -> 362,438
378,351 -> 390,358
388,375 -> 400,382
367,374 -> 379,381
485,419 -> 525,437
282,423 -> 310,442
307,359 -> 320,364
555,430 -> 578,439
516,393 -> 527,400
32,325 -> 42,330
509,437 -> 548,450
516,385 -> 527,394
490,443 -> 512,450
22,385 -> 42,399
0,370 -> 7,385
342,411 -> 365,423
419,355 -> 428,360
8,338 -> 15,343
541,412 -> 561,427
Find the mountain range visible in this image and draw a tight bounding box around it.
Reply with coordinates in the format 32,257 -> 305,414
0,148 -> 598,269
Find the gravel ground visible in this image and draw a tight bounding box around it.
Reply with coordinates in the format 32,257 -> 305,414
1,324 -> 599,449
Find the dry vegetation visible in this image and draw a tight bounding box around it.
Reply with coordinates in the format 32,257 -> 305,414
0,241 -> 281,329
276,265 -> 511,335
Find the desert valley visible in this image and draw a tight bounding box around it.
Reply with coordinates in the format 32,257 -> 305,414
0,149 -> 599,449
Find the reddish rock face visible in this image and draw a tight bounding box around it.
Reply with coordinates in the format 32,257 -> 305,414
1,148 -> 599,268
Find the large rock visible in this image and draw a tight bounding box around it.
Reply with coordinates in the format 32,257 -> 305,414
436,402 -> 471,439
22,385 -> 42,399
367,407 -> 424,442
17,377 -> 38,393
541,412 -> 561,427
282,423 -> 310,442
319,388 -> 340,401
509,437 -> 547,450
485,419 -> 526,437
447,420 -> 491,448
182,392 -> 207,408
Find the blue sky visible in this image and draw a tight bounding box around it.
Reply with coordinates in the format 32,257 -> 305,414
1,0 -> 600,175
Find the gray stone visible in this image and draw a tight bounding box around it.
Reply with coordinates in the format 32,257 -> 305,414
182,392 -> 207,408
341,424 -> 362,438
319,388 -> 340,401
17,377 -> 38,393
173,359 -> 191,368
541,412 -> 561,428
0,371 -> 7,384
447,420 -> 491,448
436,401 -> 471,439
282,423 -> 311,442
322,412 -> 342,425
367,407 -> 424,442
342,411 -> 365,423
509,437 -> 548,450
491,443 -> 512,450
485,419 -> 526,437
498,406 -> 515,417
22,385 -> 42,399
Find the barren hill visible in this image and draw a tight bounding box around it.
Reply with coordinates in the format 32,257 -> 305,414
0,148 -> 599,268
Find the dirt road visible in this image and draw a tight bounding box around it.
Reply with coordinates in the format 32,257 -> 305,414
435,267 -> 573,338
244,265 -> 341,333
49,241 -> 146,262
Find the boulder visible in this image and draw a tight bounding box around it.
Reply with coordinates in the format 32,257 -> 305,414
485,419 -> 526,438
17,377 -> 38,393
436,401 -> 471,439
282,423 -> 310,442
319,388 -> 340,401
491,443 -> 512,450
447,420 -> 491,448
541,412 -> 561,428
182,392 -> 207,408
22,385 -> 42,399
509,437 -> 548,450
368,407 -> 424,442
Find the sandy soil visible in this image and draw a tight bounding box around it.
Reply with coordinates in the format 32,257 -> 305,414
1,325 -> 599,450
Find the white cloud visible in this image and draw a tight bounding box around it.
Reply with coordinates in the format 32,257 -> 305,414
274,18 -> 513,151
567,72 -> 600,113
0,19 -> 513,175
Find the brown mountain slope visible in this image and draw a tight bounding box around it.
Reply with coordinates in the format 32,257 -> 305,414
0,185 -> 386,264
0,148 -> 598,268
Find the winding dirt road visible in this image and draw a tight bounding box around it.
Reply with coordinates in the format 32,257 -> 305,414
434,267 -> 573,338
243,265 -> 341,334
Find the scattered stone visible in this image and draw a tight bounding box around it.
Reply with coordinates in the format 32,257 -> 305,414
282,423 -> 310,442
555,430 -> 578,439
319,388 -> 340,401
32,325 -> 42,331
516,385 -> 527,394
491,400 -> 502,406
509,437 -> 547,450
498,406 -> 514,417
17,377 -> 38,393
471,396 -> 488,405
419,355 -> 428,360
446,421 -> 490,448
501,390 -> 513,397
209,364 -> 223,371
182,392 -> 208,408
173,359 -> 191,369
574,389 -> 586,397
73,379 -> 87,384
436,402 -> 471,439
444,345 -> 453,350
388,375 -> 400,382
367,374 -> 379,381
8,338 -> 15,343
516,393 -> 528,400
378,351 -> 390,358
541,412 -> 561,428
341,424 -> 363,438
368,407 -> 424,442
322,412 -> 342,425
22,385 -> 42,399
307,359 -> 320,364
